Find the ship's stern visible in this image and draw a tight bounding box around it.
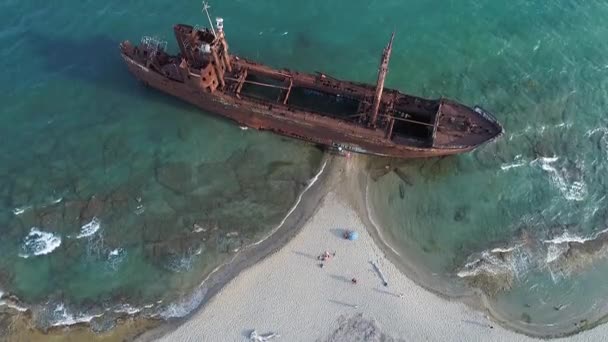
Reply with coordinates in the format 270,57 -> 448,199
119,40 -> 135,58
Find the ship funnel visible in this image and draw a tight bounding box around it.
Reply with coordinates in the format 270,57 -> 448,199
216,17 -> 224,32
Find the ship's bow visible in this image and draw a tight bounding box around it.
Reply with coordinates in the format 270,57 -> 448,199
432,100 -> 503,151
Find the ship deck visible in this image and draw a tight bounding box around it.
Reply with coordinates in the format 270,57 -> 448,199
223,57 -> 443,147
120,24 -> 502,154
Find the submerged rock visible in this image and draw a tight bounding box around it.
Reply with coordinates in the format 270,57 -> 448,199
156,162 -> 194,194
63,200 -> 88,233
81,196 -> 104,223
464,272 -> 514,297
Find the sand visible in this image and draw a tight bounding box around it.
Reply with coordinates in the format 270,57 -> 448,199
152,156 -> 608,342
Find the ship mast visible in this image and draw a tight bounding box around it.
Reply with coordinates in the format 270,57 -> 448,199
369,32 -> 395,128
202,1 -> 216,37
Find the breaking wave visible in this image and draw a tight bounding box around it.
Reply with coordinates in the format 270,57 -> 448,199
158,286 -> 208,319
0,300 -> 28,313
76,217 -> 101,239
41,303 -> 104,328
165,248 -> 201,273
457,228 -> 608,295
113,303 -> 142,315
543,228 -> 608,245
12,205 -> 31,215
107,248 -> 127,270
532,157 -> 588,201
500,155 -> 526,171
18,228 -> 62,258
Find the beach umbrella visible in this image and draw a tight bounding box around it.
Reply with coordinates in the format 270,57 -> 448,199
346,231 -> 359,241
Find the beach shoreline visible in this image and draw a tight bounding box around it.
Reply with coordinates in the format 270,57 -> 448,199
148,154 -> 608,341
360,161 -> 608,339
0,153 -> 334,342
134,154 -> 337,341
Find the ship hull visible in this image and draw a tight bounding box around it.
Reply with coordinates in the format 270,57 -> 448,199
121,55 -> 472,159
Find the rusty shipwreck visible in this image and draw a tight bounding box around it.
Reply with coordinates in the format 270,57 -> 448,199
120,9 -> 503,159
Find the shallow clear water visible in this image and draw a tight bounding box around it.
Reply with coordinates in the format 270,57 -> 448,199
366,0 -> 608,336
0,0 -> 323,329
3,0 -> 608,336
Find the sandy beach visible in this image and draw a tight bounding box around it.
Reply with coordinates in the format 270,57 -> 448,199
150,156 -> 608,342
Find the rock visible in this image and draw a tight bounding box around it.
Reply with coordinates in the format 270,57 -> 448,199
82,196 -> 104,222
464,272 -> 514,297
141,214 -> 180,243
63,200 -> 87,233
105,185 -> 135,216
38,206 -> 65,231
156,162 -> 194,194
102,134 -> 130,169
454,205 -> 470,222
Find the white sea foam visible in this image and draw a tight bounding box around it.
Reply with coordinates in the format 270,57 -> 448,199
461,227 -> 608,285
107,248 -> 126,270
192,224 -> 207,233
457,243 -> 532,282
50,197 -> 63,204
250,159 -> 327,247
500,161 -> 526,171
166,254 -> 195,272
584,127 -> 608,137
534,156 -> 559,164
19,228 -> 62,258
0,300 -> 28,312
50,303 -> 103,327
544,229 -> 608,273
500,155 -> 526,171
543,227 -> 608,245
134,204 -> 145,215
113,304 -> 141,315
12,205 -> 32,215
490,245 -> 521,254
159,287 -> 207,319
545,243 -> 568,263
77,217 -> 101,239
533,157 -> 588,201
457,250 -> 514,278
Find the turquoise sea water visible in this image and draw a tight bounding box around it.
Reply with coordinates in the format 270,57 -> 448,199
0,0 -> 323,330
2,0 -> 608,337
365,0 -> 608,336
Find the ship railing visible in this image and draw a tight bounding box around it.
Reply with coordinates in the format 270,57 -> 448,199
237,93 -> 383,136
430,99 -> 443,145
140,36 -> 167,54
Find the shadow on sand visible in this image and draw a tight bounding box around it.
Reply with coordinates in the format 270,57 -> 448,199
329,228 -> 347,240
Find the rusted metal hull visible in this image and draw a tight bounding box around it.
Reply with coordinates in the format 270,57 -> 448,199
121,55 -> 475,158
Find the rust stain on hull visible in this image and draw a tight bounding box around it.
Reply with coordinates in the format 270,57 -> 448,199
120,12 -> 503,159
